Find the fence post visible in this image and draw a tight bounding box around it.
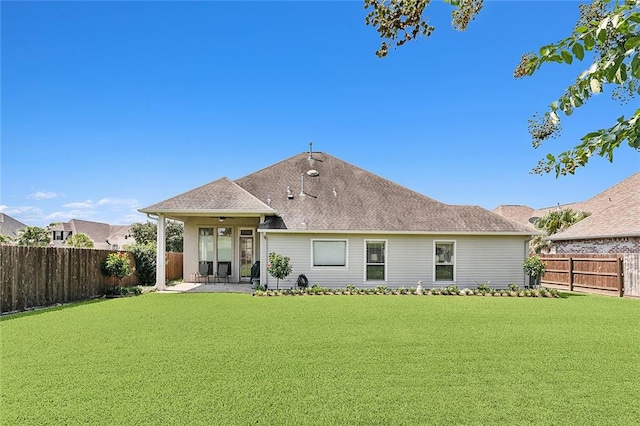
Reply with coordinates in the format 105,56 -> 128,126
617,257 -> 624,298
568,257 -> 574,292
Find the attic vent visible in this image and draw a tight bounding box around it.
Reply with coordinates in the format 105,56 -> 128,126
287,186 -> 294,199
308,141 -> 314,160
307,169 -> 319,177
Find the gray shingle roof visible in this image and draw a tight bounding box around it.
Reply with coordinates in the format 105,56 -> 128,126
235,152 -> 534,233
549,192 -> 640,240
139,177 -> 275,214
492,205 -> 536,229
0,213 -> 27,237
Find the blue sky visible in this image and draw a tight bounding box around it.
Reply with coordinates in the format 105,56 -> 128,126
2,1 -> 638,227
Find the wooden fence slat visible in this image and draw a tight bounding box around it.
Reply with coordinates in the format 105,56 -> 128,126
1,246 -> 184,313
540,254 -> 624,297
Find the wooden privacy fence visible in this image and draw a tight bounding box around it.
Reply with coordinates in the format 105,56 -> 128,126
0,246 -> 133,313
539,254 -> 623,297
1,246 -> 186,313
166,252 -> 183,281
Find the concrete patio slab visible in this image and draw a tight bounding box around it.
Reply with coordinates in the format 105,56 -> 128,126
158,282 -> 254,293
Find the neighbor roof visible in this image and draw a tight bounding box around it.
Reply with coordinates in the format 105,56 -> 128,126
0,213 -> 27,237
532,171 -> 640,219
549,192 -> 640,240
491,205 -> 536,229
234,152 -> 534,234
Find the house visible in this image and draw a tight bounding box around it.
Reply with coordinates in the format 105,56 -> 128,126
0,213 -> 27,238
493,171 -> 640,254
140,149 -> 535,290
49,219 -> 134,250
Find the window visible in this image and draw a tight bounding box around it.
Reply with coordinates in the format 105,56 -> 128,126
199,228 -> 214,275
312,240 -> 347,267
217,227 -> 232,274
365,240 -> 386,281
434,241 -> 455,282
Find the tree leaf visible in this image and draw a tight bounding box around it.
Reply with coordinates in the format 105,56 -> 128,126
572,43 -> 585,61
561,50 -> 573,64
584,33 -> 595,51
624,36 -> 640,50
597,28 -> 607,44
590,78 -> 602,93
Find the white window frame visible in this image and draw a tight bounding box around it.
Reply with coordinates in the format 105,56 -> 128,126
311,239 -> 348,269
433,240 -> 456,283
364,239 -> 387,282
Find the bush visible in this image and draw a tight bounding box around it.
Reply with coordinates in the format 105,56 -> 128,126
476,282 -> 491,292
103,252 -> 133,282
130,243 -> 157,285
105,286 -> 141,296
508,283 -> 520,292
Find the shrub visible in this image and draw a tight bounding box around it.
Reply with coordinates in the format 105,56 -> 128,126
103,252 -> 134,283
105,286 -> 141,296
130,243 -> 157,285
476,282 -> 491,292
508,283 -> 520,292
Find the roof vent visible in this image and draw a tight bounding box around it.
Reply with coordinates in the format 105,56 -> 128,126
308,141 -> 314,160
286,186 -> 294,199
307,169 -> 319,177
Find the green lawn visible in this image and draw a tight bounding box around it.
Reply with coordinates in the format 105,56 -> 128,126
2,293 -> 639,425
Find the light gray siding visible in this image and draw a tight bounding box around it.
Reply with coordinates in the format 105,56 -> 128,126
262,232 -> 528,289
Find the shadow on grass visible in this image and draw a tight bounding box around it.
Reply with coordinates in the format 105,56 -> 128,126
0,297 -> 115,322
557,292 -> 588,299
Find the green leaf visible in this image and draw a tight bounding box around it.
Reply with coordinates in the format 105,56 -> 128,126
561,50 -> 573,65
584,34 -> 595,51
572,43 -> 585,61
624,36 -> 640,50
632,55 -> 640,78
539,46 -> 551,57
597,28 -> 607,44
575,25 -> 588,34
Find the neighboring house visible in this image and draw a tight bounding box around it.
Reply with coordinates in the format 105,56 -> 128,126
140,150 -> 535,290
493,171 -> 640,254
0,213 -> 28,238
49,219 -> 134,250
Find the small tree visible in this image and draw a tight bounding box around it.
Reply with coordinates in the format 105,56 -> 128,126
16,226 -> 50,247
66,232 -> 94,248
103,251 -> 134,286
0,234 -> 13,245
267,252 -> 292,290
523,256 -> 547,288
130,220 -> 184,252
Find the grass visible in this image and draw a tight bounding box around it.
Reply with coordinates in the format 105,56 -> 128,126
1,293 -> 639,425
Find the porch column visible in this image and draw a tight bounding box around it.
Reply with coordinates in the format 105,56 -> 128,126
156,214 -> 166,291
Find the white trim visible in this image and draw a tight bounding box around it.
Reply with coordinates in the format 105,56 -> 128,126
433,240 -> 456,283
549,233 -> 640,241
237,227 -> 256,282
258,229 -> 536,236
138,209 -> 275,216
310,238 -> 349,269
364,239 -> 388,282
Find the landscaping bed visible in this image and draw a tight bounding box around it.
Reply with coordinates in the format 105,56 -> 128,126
254,284 -> 561,298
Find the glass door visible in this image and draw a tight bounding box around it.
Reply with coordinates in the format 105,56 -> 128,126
239,229 -> 254,282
